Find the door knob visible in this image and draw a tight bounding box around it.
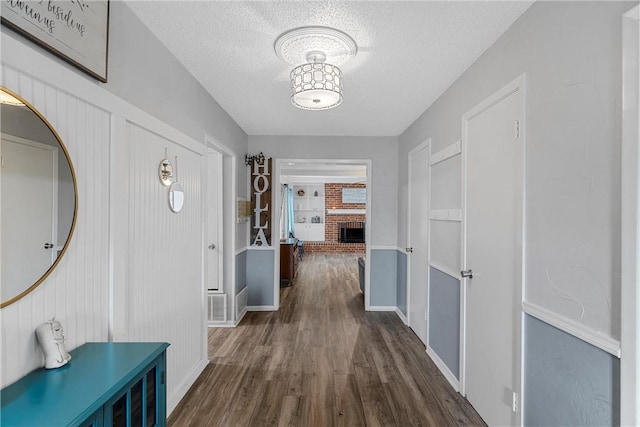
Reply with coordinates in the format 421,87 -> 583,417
461,269 -> 473,279
406,247 -> 413,253
44,243 -> 54,249
208,243 -> 216,250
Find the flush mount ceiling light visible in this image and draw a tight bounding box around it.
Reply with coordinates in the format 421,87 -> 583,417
275,26 -> 357,111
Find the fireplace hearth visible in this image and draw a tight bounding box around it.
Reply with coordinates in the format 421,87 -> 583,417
339,222 -> 365,243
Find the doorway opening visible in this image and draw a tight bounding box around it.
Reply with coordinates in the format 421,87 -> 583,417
205,136 -> 237,327
274,159 -> 372,309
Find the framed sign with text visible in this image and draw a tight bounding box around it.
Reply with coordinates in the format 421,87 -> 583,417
1,0 -> 110,82
342,188 -> 366,204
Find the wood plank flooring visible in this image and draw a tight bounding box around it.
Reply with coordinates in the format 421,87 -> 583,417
168,253 -> 486,427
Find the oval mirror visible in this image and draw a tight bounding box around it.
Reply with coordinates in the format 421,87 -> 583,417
169,182 -> 184,213
1,87 -> 78,308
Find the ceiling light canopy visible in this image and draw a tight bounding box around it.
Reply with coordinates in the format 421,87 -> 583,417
275,26 -> 357,111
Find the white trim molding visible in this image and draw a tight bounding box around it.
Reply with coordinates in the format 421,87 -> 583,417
429,209 -> 462,222
247,305 -> 278,311
522,301 -> 621,358
430,140 -> 461,166
167,358 -> 208,416
326,209 -> 366,215
395,308 -> 408,325
207,309 -> 248,328
369,245 -> 398,251
368,306 -> 397,312
426,346 -> 459,392
428,261 -> 461,281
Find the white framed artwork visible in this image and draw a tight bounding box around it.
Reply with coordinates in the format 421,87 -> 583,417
1,0 -> 110,82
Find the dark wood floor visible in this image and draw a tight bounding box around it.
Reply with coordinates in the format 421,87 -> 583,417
168,253 -> 485,426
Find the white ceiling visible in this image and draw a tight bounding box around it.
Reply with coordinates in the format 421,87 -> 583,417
127,1 -> 533,137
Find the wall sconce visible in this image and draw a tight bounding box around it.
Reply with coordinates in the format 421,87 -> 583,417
158,158 -> 174,186
158,148 -> 174,186
245,152 -> 265,166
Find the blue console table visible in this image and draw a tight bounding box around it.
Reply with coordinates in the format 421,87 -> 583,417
1,342 -> 169,427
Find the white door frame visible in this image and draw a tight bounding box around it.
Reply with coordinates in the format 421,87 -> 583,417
273,158 -> 372,310
205,135 -> 237,323
406,139 -> 430,338
206,148 -> 224,293
621,5 -> 639,425
460,74 -> 526,424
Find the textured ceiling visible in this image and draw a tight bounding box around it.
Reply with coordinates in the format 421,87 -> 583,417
127,1 -> 533,137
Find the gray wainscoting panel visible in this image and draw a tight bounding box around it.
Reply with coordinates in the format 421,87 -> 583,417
428,267 -> 460,378
524,315 -> 620,426
246,249 -> 274,306
236,250 -> 247,295
369,249 -> 397,307
396,251 -> 407,316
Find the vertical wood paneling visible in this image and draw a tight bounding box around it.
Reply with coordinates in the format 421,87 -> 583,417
123,122 -> 204,403
1,66 -> 110,387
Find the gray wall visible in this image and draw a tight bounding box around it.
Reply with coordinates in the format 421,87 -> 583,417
246,250 -> 274,306
1,2 -> 250,252
524,315 -> 620,426
396,251 -> 407,316
397,2 -> 631,422
107,3 -> 247,158
248,135 -> 399,247
369,249 -> 397,307
428,267 -> 460,378
108,2 -> 250,250
236,250 -> 247,295
399,0 -> 631,339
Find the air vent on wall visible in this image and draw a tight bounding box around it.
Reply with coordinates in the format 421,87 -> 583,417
207,293 -> 227,325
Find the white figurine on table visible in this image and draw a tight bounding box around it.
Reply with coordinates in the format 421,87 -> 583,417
36,318 -> 71,369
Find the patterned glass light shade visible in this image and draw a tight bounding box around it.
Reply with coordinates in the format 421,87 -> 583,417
290,62 -> 343,110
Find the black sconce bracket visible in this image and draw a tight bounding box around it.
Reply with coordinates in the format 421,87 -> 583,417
245,152 -> 265,166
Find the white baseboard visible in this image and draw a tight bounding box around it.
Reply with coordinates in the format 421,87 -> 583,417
247,305 -> 278,311
236,307 -> 248,324
367,306 -> 396,312
208,321 -> 235,328
206,307 -> 248,328
426,346 -> 459,392
395,308 -> 408,324
167,358 -> 208,416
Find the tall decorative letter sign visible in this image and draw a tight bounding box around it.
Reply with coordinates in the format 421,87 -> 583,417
250,157 -> 272,246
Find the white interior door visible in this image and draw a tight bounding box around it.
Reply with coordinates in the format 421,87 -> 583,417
408,142 -> 430,344
207,150 -> 223,291
1,136 -> 57,301
463,78 -> 524,426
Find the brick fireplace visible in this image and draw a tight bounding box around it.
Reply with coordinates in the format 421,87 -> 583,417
303,183 -> 366,254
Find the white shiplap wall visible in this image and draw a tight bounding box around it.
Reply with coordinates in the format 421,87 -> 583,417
1,43 -> 209,408
1,66 -> 110,387
121,122 -> 206,409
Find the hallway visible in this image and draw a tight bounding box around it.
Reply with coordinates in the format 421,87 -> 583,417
169,254 -> 485,426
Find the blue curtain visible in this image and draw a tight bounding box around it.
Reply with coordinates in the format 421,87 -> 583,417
286,185 -> 295,238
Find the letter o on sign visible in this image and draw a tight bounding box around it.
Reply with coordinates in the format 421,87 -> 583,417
253,174 -> 269,193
